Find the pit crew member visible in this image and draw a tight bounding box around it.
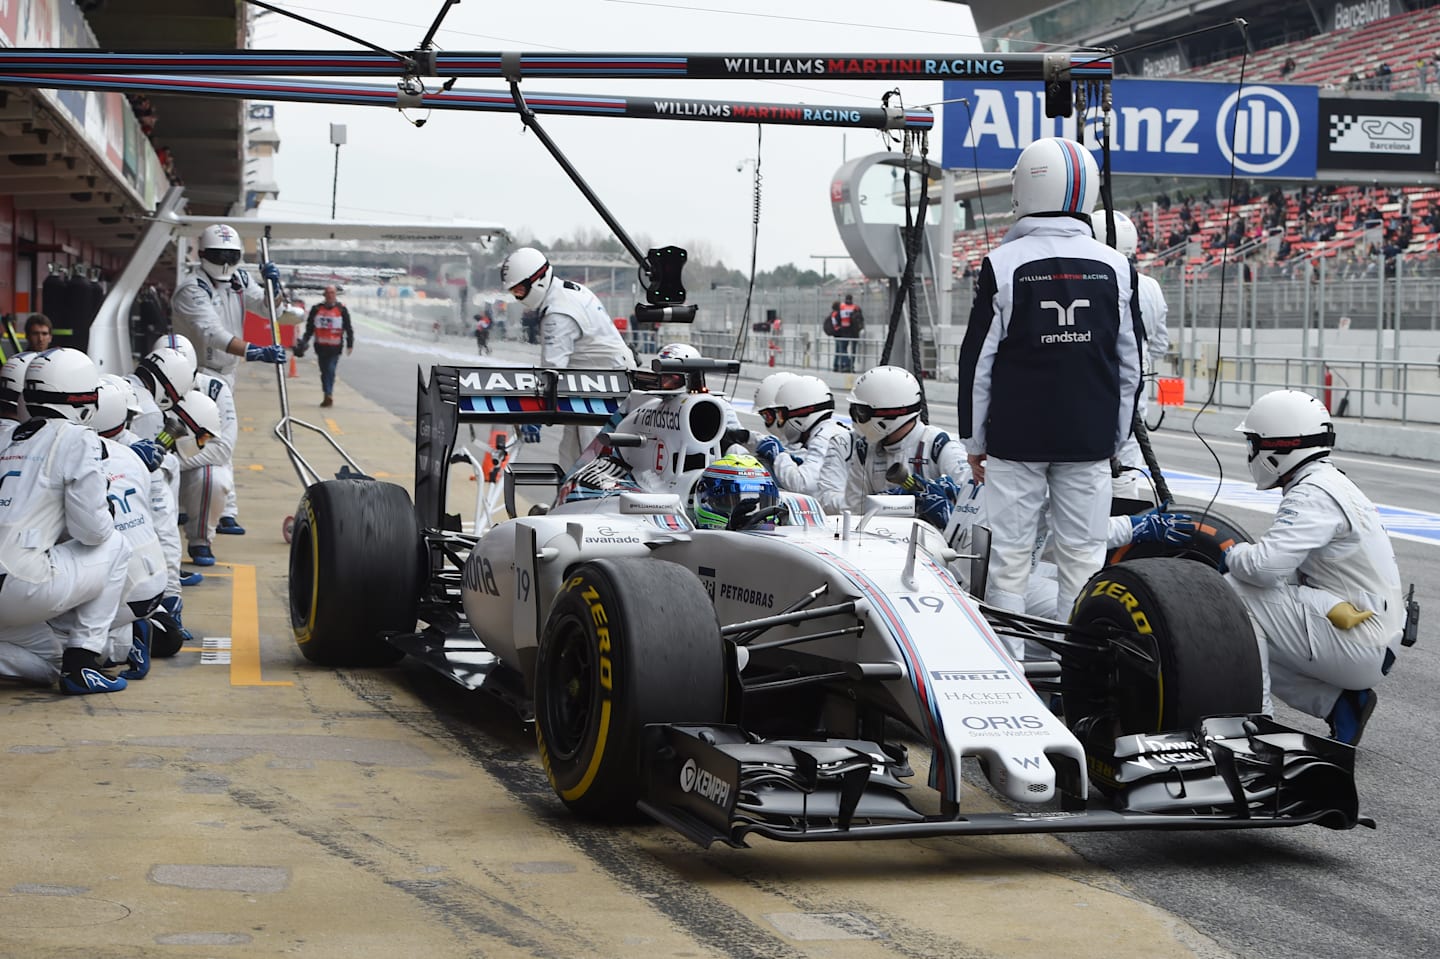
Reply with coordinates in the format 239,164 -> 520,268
755,375 -> 852,515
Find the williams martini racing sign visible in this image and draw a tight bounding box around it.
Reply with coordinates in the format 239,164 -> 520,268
942,79 -> 1318,179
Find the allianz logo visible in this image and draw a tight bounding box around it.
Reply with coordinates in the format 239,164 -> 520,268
961,85 -> 1301,175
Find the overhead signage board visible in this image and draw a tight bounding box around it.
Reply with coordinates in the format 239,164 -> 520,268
1318,97 -> 1439,174
941,79 -> 1318,179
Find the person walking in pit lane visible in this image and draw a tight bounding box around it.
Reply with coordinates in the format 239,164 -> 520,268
755,375 -> 852,515
170,223 -> 290,536
0,348 -> 133,694
844,365 -> 967,530
294,285 -> 354,408
1223,390 -> 1406,746
957,136 -> 1144,630
500,247 -> 634,468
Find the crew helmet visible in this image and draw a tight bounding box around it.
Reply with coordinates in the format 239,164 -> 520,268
152,332 -> 198,370
692,453 -> 780,530
136,347 -> 197,411
499,247 -> 552,309
0,350 -> 37,417
22,347 -> 99,426
93,374 -> 139,437
197,223 -> 244,282
848,365 -> 923,445
172,389 -> 222,447
1011,136 -> 1099,219
753,371 -> 799,435
1092,208 -> 1138,256
775,375 -> 834,443
1235,389 -> 1335,490
657,342 -> 700,361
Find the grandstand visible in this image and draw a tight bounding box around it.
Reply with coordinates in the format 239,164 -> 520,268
952,1 -> 1440,285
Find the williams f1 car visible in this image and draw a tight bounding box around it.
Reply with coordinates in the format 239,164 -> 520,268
287,361 -> 1368,846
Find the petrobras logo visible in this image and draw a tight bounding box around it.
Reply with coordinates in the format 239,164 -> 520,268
1215,86 -> 1302,175
941,79 -> 1317,180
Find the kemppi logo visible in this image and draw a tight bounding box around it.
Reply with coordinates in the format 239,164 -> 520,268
680,758 -> 732,808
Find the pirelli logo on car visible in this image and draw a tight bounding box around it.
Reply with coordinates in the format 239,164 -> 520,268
456,369 -> 631,396
930,669 -> 1011,682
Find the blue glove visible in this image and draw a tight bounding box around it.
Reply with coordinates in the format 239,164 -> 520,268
519,424 -> 542,444
1129,511 -> 1197,546
130,438 -> 166,472
260,261 -> 281,285
755,435 -> 783,463
1217,545 -> 1230,575
245,343 -> 287,364
914,476 -> 961,530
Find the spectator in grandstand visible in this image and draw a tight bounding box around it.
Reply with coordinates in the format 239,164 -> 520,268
1280,56 -> 1297,78
1377,63 -> 1393,91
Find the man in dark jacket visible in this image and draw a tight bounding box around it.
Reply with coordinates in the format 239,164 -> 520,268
295,285 -> 354,408
824,293 -> 864,372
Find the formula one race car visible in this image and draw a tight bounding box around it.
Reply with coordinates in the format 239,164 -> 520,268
287,361 -> 1368,846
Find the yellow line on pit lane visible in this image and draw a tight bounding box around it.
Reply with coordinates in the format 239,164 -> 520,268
224,562 -> 292,687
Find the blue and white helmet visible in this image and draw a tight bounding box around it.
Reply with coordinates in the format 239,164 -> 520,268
1011,137 -> 1099,219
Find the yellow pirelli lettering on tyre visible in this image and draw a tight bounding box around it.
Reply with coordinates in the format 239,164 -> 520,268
296,496 -> 320,646
1088,580 -> 1154,634
560,581 -> 614,801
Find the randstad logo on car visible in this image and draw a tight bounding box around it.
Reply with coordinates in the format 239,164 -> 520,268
940,79 -> 1317,179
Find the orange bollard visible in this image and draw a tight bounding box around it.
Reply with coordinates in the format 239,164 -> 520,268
287,354 -> 297,379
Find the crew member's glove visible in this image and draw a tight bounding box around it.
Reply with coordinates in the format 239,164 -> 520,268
293,339 -> 308,358
722,427 -> 750,450
755,435 -> 783,464
245,343 -> 287,364
519,424 -> 542,444
1216,545 -> 1231,575
1128,511 -> 1197,546
260,261 -> 282,286
129,438 -> 166,472
911,476 -> 961,530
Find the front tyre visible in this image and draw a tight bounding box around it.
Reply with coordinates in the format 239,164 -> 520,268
1062,558 -> 1262,792
289,480 -> 422,667
535,558 -> 726,820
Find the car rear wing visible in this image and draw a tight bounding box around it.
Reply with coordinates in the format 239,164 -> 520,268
415,365 -> 631,529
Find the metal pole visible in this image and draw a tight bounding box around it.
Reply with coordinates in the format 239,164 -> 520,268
330,142 -> 340,219
1317,254 -> 1326,363
1301,259 -> 1311,379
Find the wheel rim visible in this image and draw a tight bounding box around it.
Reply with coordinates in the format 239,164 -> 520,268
1070,615 -> 1163,740
542,612 -> 600,762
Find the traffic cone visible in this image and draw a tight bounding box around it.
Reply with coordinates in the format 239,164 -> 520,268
288,353 -> 297,379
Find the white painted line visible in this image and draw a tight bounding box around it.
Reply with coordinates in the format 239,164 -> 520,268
201,636 -> 232,666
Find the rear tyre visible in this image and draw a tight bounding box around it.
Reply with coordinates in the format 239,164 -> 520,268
289,480 -> 422,667
535,558 -> 726,820
1062,558 -> 1262,792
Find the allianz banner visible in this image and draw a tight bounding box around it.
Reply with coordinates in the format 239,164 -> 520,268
942,79 -> 1318,179
1318,97 -> 1438,174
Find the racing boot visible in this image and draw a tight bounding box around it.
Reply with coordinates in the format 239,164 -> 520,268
121,621 -> 152,681
59,648 -> 127,695
1327,688 -> 1377,746
217,516 -> 246,536
179,570 -> 204,587
188,544 -> 216,567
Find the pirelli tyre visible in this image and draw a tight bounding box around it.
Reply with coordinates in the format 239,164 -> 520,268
288,479 -> 422,667
1062,558 -> 1262,793
535,558 -> 726,821
1107,504 -> 1251,570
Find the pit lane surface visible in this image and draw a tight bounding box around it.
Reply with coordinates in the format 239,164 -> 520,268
341,317 -> 1440,959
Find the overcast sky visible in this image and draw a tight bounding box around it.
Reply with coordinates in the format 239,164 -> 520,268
251,0 -> 981,272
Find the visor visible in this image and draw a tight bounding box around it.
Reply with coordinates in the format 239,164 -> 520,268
200,249 -> 242,267
1243,430 -> 1334,459
849,401 -> 920,424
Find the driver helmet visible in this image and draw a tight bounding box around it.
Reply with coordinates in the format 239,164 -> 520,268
1011,136 -> 1099,219
1092,208 -> 1138,256
692,453 -> 780,530
1235,389 -> 1334,490
499,247 -> 552,309
197,223 -> 244,283
0,350 -> 37,418
22,347 -> 100,426
775,375 -> 834,443
634,341 -> 699,391
753,371 -> 798,436
848,365 -> 923,445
